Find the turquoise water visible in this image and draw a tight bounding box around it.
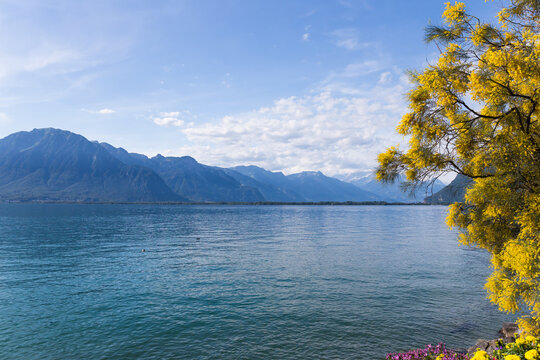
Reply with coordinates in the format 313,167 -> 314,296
0,204 -> 510,359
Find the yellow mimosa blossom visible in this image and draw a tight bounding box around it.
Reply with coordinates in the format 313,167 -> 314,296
443,2 -> 467,25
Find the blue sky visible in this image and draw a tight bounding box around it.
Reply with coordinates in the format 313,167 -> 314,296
0,0 -> 500,178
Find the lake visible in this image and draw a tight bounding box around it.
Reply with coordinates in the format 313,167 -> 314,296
0,204 -> 511,359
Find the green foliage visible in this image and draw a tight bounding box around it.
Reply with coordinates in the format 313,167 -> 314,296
377,1 -> 539,333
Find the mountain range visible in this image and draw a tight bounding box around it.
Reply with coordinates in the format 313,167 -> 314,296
0,128 -> 467,203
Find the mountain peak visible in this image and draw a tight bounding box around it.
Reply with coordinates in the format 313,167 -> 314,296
152,154 -> 198,164
179,155 -> 197,162
293,170 -> 325,177
29,128 -> 81,139
32,127 -> 68,134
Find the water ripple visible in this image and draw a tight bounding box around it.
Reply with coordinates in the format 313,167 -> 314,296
0,204 -> 511,359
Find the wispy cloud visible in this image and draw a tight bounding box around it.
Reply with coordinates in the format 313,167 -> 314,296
222,73 -> 232,88
316,60 -> 391,95
0,112 -> 10,125
338,0 -> 353,8
341,61 -> 382,77
331,28 -> 372,51
301,9 -> 317,17
0,1 -> 138,106
338,0 -> 371,10
0,48 -> 82,79
378,71 -> 392,84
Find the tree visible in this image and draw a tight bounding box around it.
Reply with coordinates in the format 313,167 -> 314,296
377,0 -> 539,333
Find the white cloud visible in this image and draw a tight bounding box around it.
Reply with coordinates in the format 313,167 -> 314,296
153,111 -> 187,127
173,73 -> 410,177
97,108 -> 115,114
82,108 -> 116,115
302,33 -> 310,41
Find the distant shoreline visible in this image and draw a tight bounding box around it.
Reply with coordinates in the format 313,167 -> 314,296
0,201 -> 450,206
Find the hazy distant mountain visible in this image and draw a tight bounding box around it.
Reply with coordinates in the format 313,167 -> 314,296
222,167 -> 304,202
230,166 -> 381,202
287,171 -> 380,202
227,165 -> 305,201
348,173 -> 446,203
231,166 -> 294,189
0,128 -> 185,202
424,174 -> 473,204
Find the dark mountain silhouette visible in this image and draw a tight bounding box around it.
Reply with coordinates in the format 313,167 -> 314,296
424,174 -> 473,204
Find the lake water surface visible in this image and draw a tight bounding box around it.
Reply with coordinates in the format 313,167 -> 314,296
0,204 -> 511,359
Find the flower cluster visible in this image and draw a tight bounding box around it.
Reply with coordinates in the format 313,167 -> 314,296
442,1 -> 467,26
386,343 -> 469,360
386,336 -> 540,360
470,335 -> 540,360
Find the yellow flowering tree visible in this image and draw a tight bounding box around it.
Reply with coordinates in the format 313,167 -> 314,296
377,1 -> 539,333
